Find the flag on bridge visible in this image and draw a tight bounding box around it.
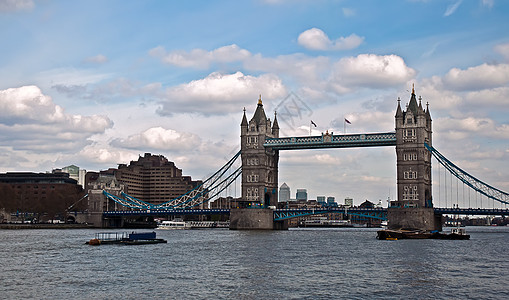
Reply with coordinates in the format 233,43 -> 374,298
344,118 -> 351,134
311,120 -> 317,127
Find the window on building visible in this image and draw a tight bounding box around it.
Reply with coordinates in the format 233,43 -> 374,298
403,185 -> 419,200
404,171 -> 417,179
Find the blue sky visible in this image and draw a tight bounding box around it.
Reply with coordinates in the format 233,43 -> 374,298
1,0 -> 508,205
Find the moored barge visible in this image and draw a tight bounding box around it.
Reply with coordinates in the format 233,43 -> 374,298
377,227 -> 470,240
86,231 -> 167,245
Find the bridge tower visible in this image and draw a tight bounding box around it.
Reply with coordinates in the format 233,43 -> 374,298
240,96 -> 279,207
391,85 -> 441,231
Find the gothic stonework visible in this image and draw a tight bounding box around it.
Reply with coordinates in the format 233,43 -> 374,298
395,86 -> 433,209
241,96 -> 279,207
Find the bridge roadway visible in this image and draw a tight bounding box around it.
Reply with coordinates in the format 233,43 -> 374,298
103,207 -> 509,220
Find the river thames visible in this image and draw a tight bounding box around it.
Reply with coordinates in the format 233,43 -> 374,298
1,226 -> 508,299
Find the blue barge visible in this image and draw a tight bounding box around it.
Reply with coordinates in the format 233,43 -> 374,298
86,231 -> 167,245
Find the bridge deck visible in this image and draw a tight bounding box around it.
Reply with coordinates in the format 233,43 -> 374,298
263,132 -> 396,150
102,207 -> 509,218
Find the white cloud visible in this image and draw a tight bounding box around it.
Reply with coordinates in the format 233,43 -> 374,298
331,111 -> 395,133
245,53 -> 331,88
53,78 -> 162,102
37,67 -> 112,87
297,28 -> 364,51
443,63 -> 509,91
437,116 -> 509,140
494,42 -> 509,62
83,54 -> 108,64
149,44 -> 251,69
77,143 -> 139,167
150,44 -> 421,98
342,7 -> 356,17
111,127 -> 201,151
464,87 -> 509,108
0,86 -> 113,153
329,54 -> 416,92
157,71 -> 287,116
0,0 -> 34,12
444,0 -> 463,17
481,0 -> 494,9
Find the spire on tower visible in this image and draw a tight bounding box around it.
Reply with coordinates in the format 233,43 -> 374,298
258,94 -> 262,105
241,107 -> 248,127
272,111 -> 279,129
395,97 -> 403,117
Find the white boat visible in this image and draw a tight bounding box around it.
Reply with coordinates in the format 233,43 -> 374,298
157,219 -> 191,230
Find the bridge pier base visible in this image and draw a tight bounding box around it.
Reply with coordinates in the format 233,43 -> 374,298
230,208 -> 286,230
273,219 -> 289,230
388,207 -> 442,231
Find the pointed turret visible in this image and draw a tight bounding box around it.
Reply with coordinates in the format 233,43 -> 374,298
272,111 -> 279,137
407,84 -> 419,116
425,102 -> 432,120
251,95 -> 267,126
395,97 -> 403,118
241,107 -> 248,126
241,107 -> 248,135
417,96 -> 425,115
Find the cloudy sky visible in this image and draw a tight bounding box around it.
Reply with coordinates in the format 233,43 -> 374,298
1,0 -> 508,206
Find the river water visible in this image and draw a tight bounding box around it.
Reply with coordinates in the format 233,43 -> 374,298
0,226 -> 508,299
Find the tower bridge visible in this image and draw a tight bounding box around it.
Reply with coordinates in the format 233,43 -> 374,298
101,88 -> 509,230
234,88 -> 439,230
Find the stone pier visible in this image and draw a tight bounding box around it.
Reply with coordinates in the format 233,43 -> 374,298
387,207 -> 442,231
229,208 -> 286,230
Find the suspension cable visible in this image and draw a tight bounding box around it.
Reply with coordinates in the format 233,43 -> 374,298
425,143 -> 509,205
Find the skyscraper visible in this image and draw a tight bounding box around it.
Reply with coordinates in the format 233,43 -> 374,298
279,182 -> 290,202
296,189 -> 307,201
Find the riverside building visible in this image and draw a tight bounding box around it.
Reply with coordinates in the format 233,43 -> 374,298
0,172 -> 85,223
115,153 -> 203,207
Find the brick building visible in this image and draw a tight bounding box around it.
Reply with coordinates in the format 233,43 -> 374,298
115,153 -> 203,206
0,172 -> 85,222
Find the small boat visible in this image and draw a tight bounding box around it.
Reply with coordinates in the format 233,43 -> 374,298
445,227 -> 470,240
157,219 -> 191,230
86,231 -> 167,245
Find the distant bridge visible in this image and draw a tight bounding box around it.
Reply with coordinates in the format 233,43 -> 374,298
102,207 -> 509,221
